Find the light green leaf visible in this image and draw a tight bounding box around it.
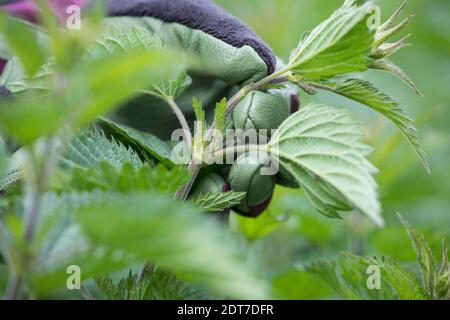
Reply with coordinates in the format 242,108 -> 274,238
0,14 -> 46,76
346,253 -> 426,300
323,79 -> 429,173
191,191 -> 246,212
214,98 -> 228,133
61,129 -> 142,170
268,104 -> 383,226
0,57 -> 53,93
76,191 -> 269,299
97,117 -> 174,167
192,97 -> 205,124
398,213 -> 437,299
288,1 -> 373,80
97,272 -> 149,300
0,94 -> 68,144
305,260 -> 365,300
230,209 -> 287,241
89,24 -> 162,57
437,240 -> 450,300
146,72 -> 192,100
97,268 -> 207,300
0,169 -> 21,192
272,269 -> 333,300
370,59 -> 422,96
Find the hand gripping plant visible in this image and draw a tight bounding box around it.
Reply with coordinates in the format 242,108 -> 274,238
0,0 -> 434,300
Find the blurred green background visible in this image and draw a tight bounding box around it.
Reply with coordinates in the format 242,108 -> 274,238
216,0 -> 450,298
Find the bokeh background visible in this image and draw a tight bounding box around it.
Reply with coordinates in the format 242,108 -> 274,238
216,0 -> 450,298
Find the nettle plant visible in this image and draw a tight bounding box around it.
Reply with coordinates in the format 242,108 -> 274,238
0,1 -> 437,299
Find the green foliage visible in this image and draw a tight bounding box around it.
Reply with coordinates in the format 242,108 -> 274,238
97,271 -> 151,300
0,14 -> 46,76
191,191 -> 246,212
345,254 -> 426,300
61,129 -> 142,170
323,79 -> 429,172
0,57 -> 52,93
272,269 -> 333,300
0,0 -> 441,301
0,170 -> 21,192
214,98 -> 228,133
67,162 -> 190,194
305,215 -> 449,300
28,192 -> 136,296
399,213 -> 449,300
370,59 -> 422,96
97,117 -> 174,167
306,258 -> 397,300
288,1 -> 373,80
75,191 -> 268,299
145,72 -> 192,100
230,208 -> 287,241
268,104 -> 382,226
97,268 -> 207,300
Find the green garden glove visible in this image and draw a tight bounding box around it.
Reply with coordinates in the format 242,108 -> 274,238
100,0 -> 298,138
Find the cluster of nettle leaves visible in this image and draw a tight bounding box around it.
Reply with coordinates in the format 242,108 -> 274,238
0,1 -> 447,300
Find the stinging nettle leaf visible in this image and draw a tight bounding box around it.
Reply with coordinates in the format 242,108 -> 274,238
370,59 -> 423,96
398,213 -> 438,299
145,72 -> 192,100
323,79 -> 429,173
60,129 -> 142,170
66,162 -> 190,195
288,1 -> 373,80
191,191 -> 246,212
89,24 -> 163,58
97,117 -> 174,167
268,104 -> 383,226
345,253 -> 426,300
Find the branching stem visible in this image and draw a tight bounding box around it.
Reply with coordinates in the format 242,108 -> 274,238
175,69 -> 291,200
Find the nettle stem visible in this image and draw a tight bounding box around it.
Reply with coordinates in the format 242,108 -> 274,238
4,137 -> 60,300
175,68 -> 291,200
165,97 -> 193,151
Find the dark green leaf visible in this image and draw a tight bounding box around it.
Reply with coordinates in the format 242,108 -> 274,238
97,117 -> 174,167
191,191 -> 246,212
61,129 -> 142,170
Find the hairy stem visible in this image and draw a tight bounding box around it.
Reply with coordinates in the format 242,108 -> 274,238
165,97 -> 193,151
